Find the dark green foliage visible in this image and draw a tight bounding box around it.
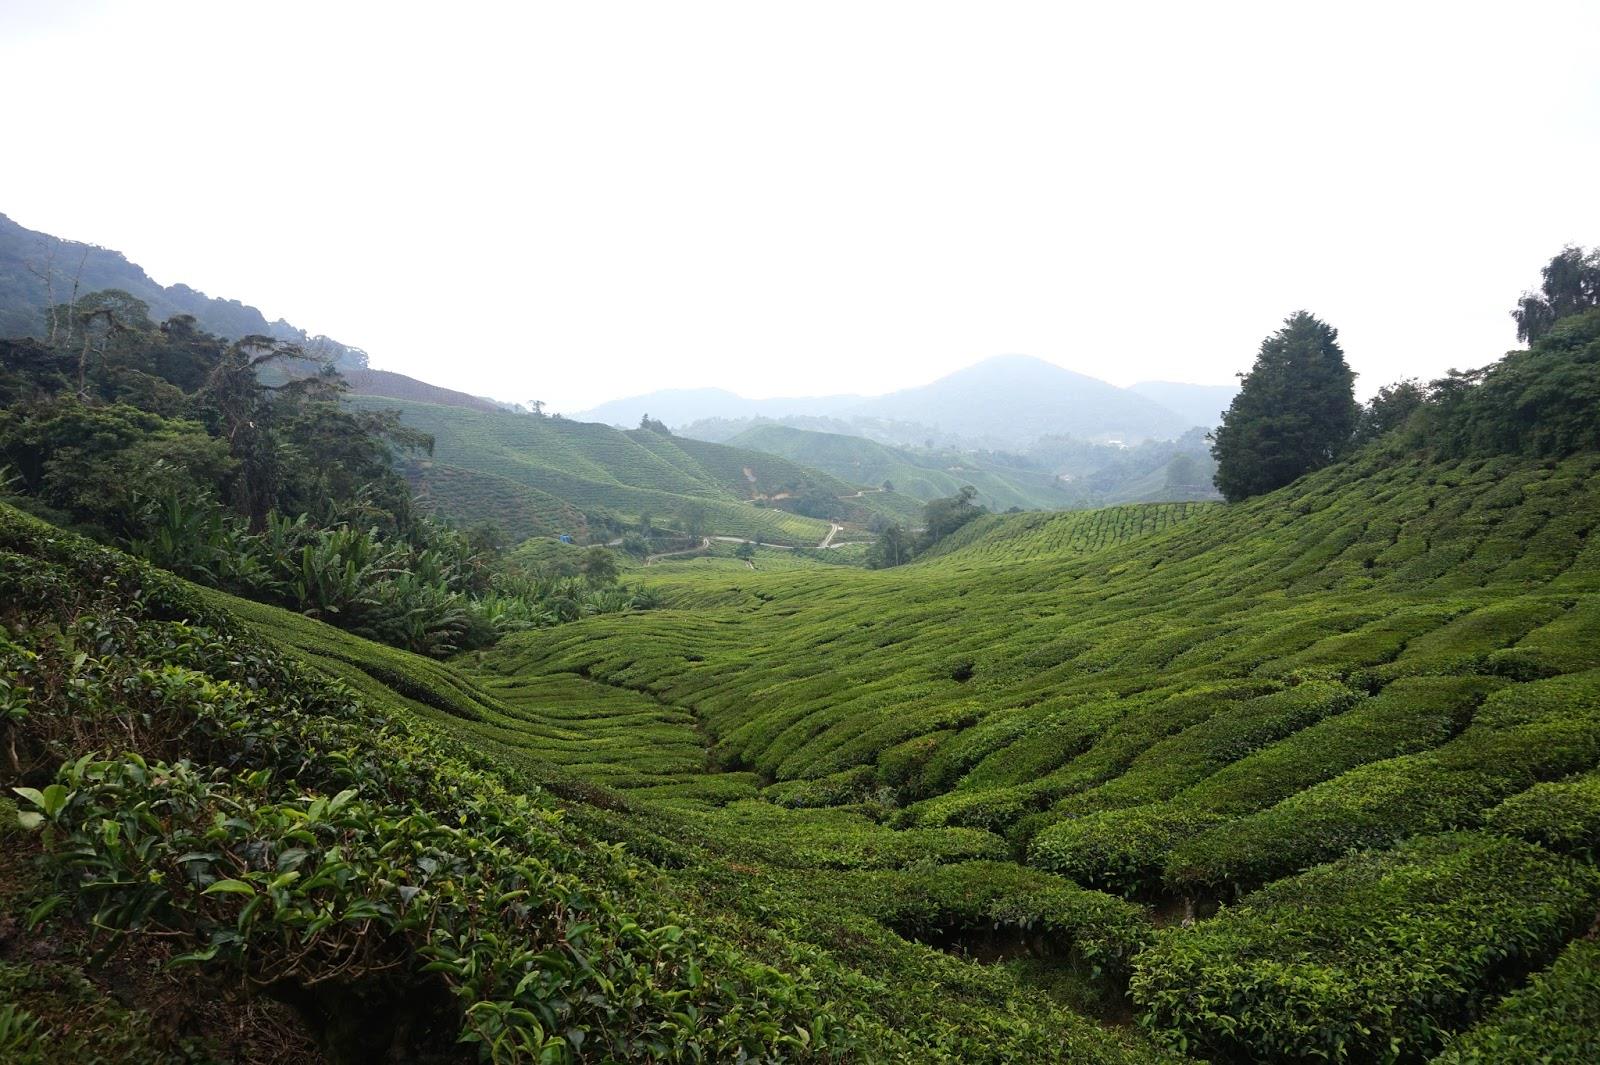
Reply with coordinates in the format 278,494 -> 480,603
1354,377 -> 1428,445
1432,938 -> 1600,1064
1210,311 -> 1358,501
918,485 -> 985,549
839,862 -> 1152,977
1131,834 -> 1600,1063
1486,769 -> 1600,856
1511,244 -> 1600,343
1426,308 -> 1600,460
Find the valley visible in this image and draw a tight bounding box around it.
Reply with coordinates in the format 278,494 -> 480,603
2,211 -> 1598,1065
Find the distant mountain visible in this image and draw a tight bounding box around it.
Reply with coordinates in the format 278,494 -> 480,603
0,212 -> 372,369
846,355 -> 1190,447
573,387 -> 861,428
1129,380 -> 1238,429
588,355 -> 1209,449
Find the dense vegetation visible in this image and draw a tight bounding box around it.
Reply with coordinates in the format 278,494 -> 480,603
0,294 -> 654,656
0,212 -> 367,368
479,305 -> 1600,1061
4,244 -> 1600,1063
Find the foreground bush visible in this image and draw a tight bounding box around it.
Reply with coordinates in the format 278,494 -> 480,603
1431,937 -> 1600,1064
1130,833 -> 1599,1063
1,505 -> 844,1062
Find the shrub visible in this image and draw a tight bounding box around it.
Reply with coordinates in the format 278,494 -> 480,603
1431,938 -> 1600,1064
1485,769 -> 1600,856
1131,833 -> 1600,1063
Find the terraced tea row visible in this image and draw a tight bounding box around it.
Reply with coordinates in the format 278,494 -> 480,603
349,395 -> 912,543
482,446 -> 1600,1060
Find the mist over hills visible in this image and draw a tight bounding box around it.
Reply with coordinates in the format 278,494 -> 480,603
1128,381 -> 1238,429
578,354 -> 1227,449
2,212 -> 1232,460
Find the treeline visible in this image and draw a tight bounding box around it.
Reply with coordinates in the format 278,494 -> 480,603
1213,246 -> 1600,502
0,289 -> 647,655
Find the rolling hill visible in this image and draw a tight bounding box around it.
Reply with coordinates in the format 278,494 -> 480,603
728,422 -> 1082,511
475,350 -> 1600,1062
347,395 -> 921,543
7,313 -> 1600,1063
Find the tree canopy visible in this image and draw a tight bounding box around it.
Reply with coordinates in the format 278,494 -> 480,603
1512,246 -> 1600,344
1210,311 -> 1358,502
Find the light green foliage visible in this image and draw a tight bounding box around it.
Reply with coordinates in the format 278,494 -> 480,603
349,396 -> 841,545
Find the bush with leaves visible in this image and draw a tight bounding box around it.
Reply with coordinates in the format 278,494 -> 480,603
2,504 -> 849,1063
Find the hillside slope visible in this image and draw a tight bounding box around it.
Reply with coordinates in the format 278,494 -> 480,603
0,212 -> 368,368
728,423 -> 1080,511
490,434 -> 1600,1061
348,396 -> 915,543
0,503 -> 1173,1063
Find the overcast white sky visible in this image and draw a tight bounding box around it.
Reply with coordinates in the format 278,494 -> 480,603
2,1 -> 1595,411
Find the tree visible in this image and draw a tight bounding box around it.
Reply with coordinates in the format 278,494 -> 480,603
866,523 -> 914,568
680,502 -> 710,542
734,541 -> 755,561
1352,378 -> 1427,446
639,414 -> 671,434
578,545 -> 620,586
1210,312 -> 1358,502
1512,246 -> 1600,344
917,485 -> 984,551
526,399 -> 545,416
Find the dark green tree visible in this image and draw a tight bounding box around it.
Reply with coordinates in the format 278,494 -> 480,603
916,485 -> 984,552
1210,312 -> 1358,502
579,545 -> 621,586
1512,246 -> 1600,344
1352,378 -> 1427,446
867,522 -> 915,569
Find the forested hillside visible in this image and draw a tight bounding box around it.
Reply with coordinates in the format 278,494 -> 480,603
0,213 -> 368,370
728,422 -> 1220,511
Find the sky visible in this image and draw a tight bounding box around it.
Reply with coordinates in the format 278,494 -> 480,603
1,1 -> 1595,412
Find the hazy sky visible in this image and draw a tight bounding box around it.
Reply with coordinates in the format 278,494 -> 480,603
2,1 -> 1595,411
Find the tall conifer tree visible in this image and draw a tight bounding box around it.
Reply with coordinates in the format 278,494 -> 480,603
1211,311 -> 1357,502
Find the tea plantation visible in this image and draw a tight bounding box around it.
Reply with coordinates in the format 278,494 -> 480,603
7,355 -> 1600,1059
348,395 -> 919,544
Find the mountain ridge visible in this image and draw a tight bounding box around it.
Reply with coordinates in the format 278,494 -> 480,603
578,354 -> 1229,448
